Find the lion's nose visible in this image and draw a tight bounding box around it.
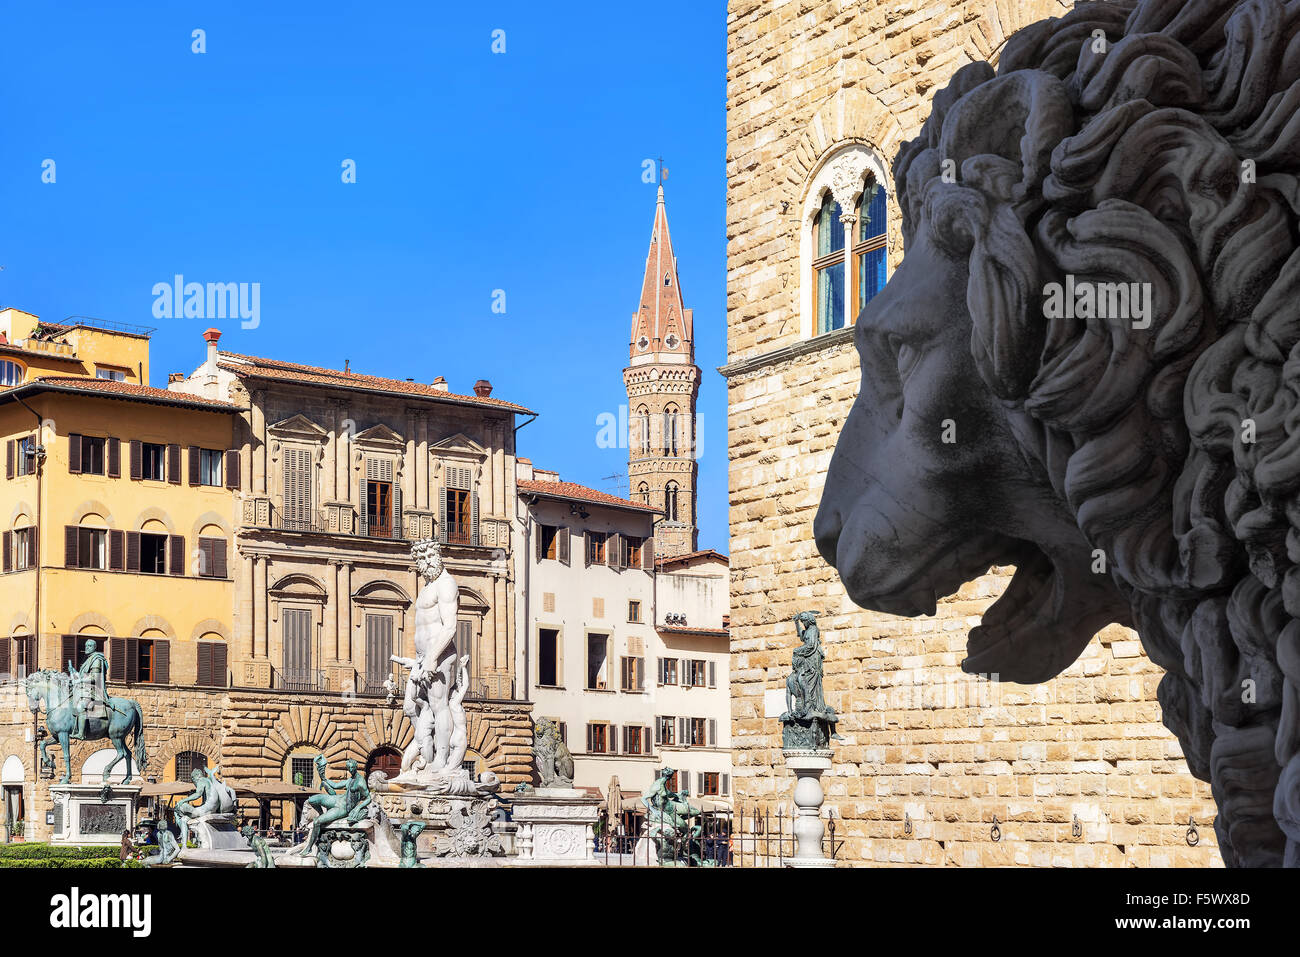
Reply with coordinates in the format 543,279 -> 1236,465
813,493 -> 845,571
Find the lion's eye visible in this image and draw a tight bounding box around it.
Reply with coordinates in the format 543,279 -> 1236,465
888,334 -> 921,386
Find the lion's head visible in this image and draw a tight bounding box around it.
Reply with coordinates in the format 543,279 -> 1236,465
815,0 -> 1300,867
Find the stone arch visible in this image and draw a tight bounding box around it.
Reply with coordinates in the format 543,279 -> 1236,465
67,611 -> 117,636
6,612 -> 32,637
789,90 -> 907,205
69,500 -> 114,526
458,587 -> 490,612
465,711 -> 512,771
152,731 -> 220,781
1,752 -> 31,782
131,506 -> 175,534
80,747 -> 125,783
355,708 -> 414,756
260,705 -> 354,769
190,510 -> 231,542
8,500 -> 34,528
189,619 -> 230,643
126,615 -> 176,640
268,572 -> 329,598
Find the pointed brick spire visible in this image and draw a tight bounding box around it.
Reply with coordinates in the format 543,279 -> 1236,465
630,186 -> 692,362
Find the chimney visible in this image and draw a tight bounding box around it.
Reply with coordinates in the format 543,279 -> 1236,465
168,372 -> 185,385
203,328 -> 221,366
473,379 -> 493,398
432,376 -> 449,392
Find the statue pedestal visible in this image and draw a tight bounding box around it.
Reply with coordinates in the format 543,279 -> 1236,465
49,784 -> 142,846
185,813 -> 250,852
510,791 -> 601,865
782,749 -> 835,868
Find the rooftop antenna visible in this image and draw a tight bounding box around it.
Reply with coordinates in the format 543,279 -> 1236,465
602,471 -> 628,497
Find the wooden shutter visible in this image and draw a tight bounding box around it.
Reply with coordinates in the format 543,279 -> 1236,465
642,537 -> 653,571
109,530 -> 125,571
535,525 -> 544,562
679,716 -> 689,746
187,446 -> 201,486
654,718 -> 662,745
64,526 -> 79,568
643,726 -> 651,755
5,440 -> 12,480
125,532 -> 141,573
225,450 -> 240,489
68,434 -> 82,473
129,440 -> 142,480
656,658 -> 664,685
708,718 -> 717,746
124,637 -> 140,683
2,531 -> 10,574
438,487 -> 447,543
471,491 -> 480,546
721,773 -> 729,796
196,641 -> 213,687
606,532 -> 619,569
61,636 -> 76,672
558,526 -> 570,566
709,661 -> 717,688
167,444 -> 181,484
168,535 -> 185,576
609,724 -> 618,755
555,631 -> 564,687
212,539 -> 228,579
586,724 -> 593,753
636,657 -> 644,691
212,642 -> 228,687
358,478 -> 369,536
456,619 -> 473,680
109,637 -> 126,682
0,638 -> 9,677
107,437 -> 121,478
153,640 -> 170,684
583,531 -> 591,568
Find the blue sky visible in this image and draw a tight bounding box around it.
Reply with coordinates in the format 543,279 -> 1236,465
0,0 -> 728,552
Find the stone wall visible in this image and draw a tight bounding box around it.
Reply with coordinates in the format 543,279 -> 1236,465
724,0 -> 1223,866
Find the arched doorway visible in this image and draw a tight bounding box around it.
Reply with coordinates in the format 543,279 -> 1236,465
365,747 -> 402,781
2,756 -> 24,843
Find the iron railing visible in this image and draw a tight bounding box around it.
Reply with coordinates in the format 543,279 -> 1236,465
273,667 -> 326,692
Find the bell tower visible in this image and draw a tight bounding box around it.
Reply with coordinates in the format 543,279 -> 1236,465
624,185 -> 699,559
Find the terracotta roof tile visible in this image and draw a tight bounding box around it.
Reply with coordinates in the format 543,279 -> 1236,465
656,548 -> 729,568
24,376 -> 240,410
217,352 -> 534,414
517,479 -> 660,514
656,623 -> 729,637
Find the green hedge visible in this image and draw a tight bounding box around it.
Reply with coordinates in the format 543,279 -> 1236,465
0,857 -> 128,869
0,843 -> 124,861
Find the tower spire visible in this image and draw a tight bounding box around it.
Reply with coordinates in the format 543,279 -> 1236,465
623,186 -> 700,560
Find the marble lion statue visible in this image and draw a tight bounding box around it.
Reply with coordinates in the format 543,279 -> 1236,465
815,0 -> 1300,866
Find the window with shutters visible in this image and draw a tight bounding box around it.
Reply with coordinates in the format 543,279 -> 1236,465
361,457 -> 399,539
64,636 -> 105,672
139,533 -> 167,575
685,659 -> 707,687
623,535 -> 643,569
197,537 -> 228,579
76,528 -> 107,569
620,656 -> 644,693
658,657 -> 678,686
657,715 -> 676,746
80,436 -> 106,476
12,527 -> 35,572
444,489 -> 472,545
282,608 -> 314,686
586,633 -> 610,691
586,531 -> 607,565
197,448 -> 223,486
11,635 -> 35,679
628,600 -> 641,623
623,725 -> 645,755
364,614 -> 394,691
9,436 -> 36,477
95,367 -> 127,382
140,443 -> 165,482
668,771 -> 683,794
282,447 -> 314,530
137,640 -> 156,683
700,772 -> 721,796
195,641 -> 228,687
586,723 -> 609,754
538,524 -> 558,560
537,628 -> 560,687
689,717 -> 707,747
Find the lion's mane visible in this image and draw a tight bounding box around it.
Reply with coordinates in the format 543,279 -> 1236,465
892,0 -> 1300,865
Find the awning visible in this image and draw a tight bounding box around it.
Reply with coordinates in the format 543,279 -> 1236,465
240,780 -> 317,799
137,781 -> 195,797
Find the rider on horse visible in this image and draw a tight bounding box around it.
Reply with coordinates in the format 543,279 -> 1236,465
69,639 -> 109,738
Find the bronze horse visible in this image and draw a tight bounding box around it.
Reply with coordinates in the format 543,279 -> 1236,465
25,669 -> 147,784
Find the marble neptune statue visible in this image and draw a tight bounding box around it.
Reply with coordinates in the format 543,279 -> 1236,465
391,539 -> 470,782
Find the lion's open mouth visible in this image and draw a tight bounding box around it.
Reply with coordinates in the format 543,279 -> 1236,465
962,540 -> 1086,683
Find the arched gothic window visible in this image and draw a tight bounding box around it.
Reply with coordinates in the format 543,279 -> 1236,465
665,482 -> 679,522
638,406 -> 651,454
638,482 -> 650,506
663,406 -> 679,456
